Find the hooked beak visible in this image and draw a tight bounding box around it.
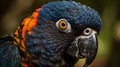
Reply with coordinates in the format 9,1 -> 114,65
66,34 -> 98,67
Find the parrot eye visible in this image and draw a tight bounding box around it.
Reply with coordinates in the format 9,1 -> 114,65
56,19 -> 71,33
83,28 -> 92,36
59,20 -> 67,30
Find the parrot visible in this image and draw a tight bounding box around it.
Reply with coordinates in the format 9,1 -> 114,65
0,0 -> 101,67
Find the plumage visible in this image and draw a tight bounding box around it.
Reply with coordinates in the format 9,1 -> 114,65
0,1 -> 101,67
0,36 -> 20,67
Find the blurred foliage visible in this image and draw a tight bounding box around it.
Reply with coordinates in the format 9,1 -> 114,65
0,0 -> 120,67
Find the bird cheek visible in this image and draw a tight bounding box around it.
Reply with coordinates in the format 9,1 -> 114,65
66,41 -> 80,58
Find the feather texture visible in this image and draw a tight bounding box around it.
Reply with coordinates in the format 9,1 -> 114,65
0,36 -> 20,67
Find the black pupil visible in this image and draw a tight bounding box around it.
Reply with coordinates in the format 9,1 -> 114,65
85,30 -> 90,33
62,23 -> 65,27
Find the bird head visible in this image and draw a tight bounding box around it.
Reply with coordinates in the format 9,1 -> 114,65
21,1 -> 101,67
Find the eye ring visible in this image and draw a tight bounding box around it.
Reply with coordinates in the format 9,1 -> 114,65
56,19 -> 71,33
83,28 -> 92,35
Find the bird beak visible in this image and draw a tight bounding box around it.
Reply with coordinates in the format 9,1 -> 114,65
66,34 -> 98,67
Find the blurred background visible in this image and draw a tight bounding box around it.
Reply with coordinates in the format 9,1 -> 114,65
0,0 -> 120,67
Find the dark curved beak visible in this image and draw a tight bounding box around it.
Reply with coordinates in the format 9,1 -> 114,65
66,34 -> 98,67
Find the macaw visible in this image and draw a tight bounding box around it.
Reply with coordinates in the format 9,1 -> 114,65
0,0 -> 101,67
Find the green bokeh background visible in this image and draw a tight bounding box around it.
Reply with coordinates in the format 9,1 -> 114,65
0,0 -> 120,67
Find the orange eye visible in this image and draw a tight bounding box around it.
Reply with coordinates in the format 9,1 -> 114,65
59,20 -> 67,30
56,19 -> 71,33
